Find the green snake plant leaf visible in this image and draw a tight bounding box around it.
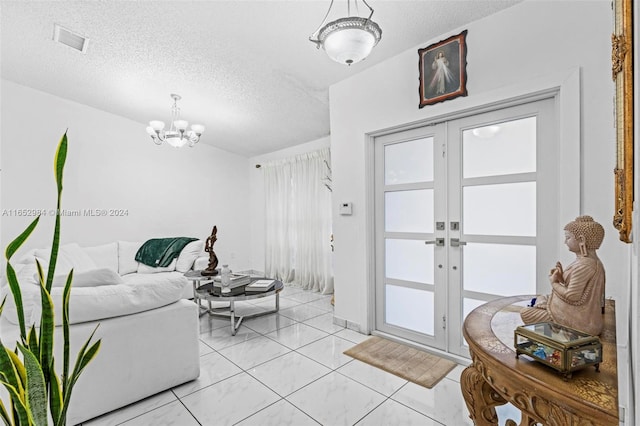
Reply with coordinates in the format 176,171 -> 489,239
17,344 -> 48,426
5,217 -> 39,261
0,379 -> 31,425
37,273 -> 56,387
49,367 -> 62,425
27,326 -> 39,366
4,266 -> 26,342
5,350 -> 26,398
34,258 -> 44,286
74,340 -> 100,380
0,343 -> 21,403
0,398 -> 12,426
46,132 -> 68,293
30,262 -> 44,363
61,271 -> 73,393
54,132 -> 67,198
5,216 -> 40,341
0,300 -> 25,399
58,328 -> 100,425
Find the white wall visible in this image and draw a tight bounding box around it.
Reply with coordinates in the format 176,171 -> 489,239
330,0 -> 631,417
248,136 -> 331,272
0,80 -> 251,271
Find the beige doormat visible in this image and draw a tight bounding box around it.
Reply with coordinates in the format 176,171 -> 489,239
343,336 -> 457,389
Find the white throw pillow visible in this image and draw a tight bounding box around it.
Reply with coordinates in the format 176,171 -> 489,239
84,242 -> 118,271
193,256 -> 209,271
60,243 -> 97,271
34,243 -> 96,275
137,259 -> 177,274
14,249 -> 38,266
34,249 -> 73,275
175,240 -> 204,272
118,241 -> 141,275
36,268 -> 124,288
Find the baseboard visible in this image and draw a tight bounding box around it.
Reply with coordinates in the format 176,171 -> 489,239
332,316 -> 346,328
332,315 -> 367,334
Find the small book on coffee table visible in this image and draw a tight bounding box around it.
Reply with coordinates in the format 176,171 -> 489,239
245,279 -> 276,293
213,273 -> 251,289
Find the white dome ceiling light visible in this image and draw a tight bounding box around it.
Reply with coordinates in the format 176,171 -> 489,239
309,0 -> 382,66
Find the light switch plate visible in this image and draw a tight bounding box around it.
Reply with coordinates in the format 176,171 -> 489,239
339,202 -> 353,215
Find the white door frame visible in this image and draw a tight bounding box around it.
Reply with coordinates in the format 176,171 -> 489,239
364,69 -> 581,350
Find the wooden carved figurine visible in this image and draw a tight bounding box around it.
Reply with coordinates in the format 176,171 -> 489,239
201,225 -> 219,276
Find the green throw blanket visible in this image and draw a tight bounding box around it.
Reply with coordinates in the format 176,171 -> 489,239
135,237 -> 198,267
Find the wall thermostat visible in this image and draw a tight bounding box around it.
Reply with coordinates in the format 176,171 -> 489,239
339,202 -> 353,215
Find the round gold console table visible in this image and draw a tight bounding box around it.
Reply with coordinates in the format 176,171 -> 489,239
461,296 -> 618,425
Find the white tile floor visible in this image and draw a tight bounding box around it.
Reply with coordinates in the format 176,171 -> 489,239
83,285 -> 521,426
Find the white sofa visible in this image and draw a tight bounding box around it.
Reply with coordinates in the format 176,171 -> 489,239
0,240 -> 207,425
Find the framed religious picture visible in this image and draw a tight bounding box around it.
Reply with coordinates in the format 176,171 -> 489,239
612,0 -> 634,243
418,30 -> 468,108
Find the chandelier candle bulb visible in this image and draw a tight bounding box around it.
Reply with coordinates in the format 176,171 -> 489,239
173,120 -> 188,131
149,120 -> 165,131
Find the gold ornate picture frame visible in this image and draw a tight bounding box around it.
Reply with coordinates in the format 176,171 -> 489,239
612,0 -> 634,243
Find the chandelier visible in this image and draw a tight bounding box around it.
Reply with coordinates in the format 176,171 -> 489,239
146,94 -> 205,148
309,0 -> 382,65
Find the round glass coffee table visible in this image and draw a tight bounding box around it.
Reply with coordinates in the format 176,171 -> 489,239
184,271 -> 283,335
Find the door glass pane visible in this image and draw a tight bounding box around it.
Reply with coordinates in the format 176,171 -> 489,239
386,239 -> 434,284
386,284 -> 434,335
463,243 -> 536,296
463,117 -> 536,178
385,189 -> 434,233
463,182 -> 536,236
385,137 -> 434,184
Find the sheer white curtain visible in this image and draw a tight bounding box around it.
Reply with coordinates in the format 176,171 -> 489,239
263,148 -> 333,294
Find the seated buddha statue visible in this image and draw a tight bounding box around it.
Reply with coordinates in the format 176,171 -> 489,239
520,215 -> 606,335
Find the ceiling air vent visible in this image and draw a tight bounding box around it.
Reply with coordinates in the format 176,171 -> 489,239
53,24 -> 89,53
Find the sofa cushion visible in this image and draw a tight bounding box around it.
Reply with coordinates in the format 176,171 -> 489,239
1,241 -> 193,327
121,271 -> 186,287
118,241 -> 141,275
137,259 -> 177,274
175,240 -> 205,272
50,277 -> 185,325
41,268 -> 124,288
84,242 -> 118,271
34,243 -> 96,275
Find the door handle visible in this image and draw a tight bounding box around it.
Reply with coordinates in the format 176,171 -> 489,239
425,238 -> 445,246
450,238 -> 467,247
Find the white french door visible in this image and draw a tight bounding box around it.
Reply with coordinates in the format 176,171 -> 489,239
374,98 -> 557,356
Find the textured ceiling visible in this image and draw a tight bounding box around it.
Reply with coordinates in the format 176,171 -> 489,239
1,1 -> 521,157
